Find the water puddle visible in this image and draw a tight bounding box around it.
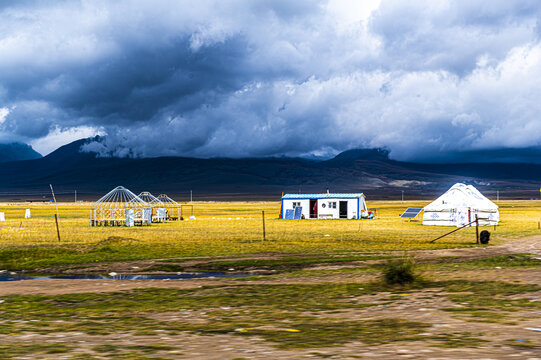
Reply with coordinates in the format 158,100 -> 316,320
0,272 -> 251,281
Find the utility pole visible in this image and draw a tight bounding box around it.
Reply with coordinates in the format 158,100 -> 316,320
496,190 -> 499,203
190,190 -> 193,203
401,190 -> 404,203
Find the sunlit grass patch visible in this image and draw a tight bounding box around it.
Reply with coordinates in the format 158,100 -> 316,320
1,199 -> 537,270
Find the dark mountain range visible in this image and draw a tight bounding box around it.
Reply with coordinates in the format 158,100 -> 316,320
0,138 -> 539,201
0,143 -> 41,163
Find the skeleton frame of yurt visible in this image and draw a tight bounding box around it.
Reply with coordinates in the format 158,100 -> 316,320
157,194 -> 182,220
138,192 -> 167,223
90,186 -> 151,227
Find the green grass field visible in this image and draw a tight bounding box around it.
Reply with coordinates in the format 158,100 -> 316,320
0,200 -> 538,270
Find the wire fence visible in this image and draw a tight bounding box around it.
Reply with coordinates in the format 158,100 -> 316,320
0,200 -> 501,253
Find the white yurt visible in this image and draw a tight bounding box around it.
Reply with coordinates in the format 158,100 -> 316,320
422,183 -> 499,227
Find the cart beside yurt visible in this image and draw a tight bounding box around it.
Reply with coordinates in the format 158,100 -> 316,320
422,183 -> 499,227
138,192 -> 167,223
91,186 -> 151,226
157,194 -> 182,220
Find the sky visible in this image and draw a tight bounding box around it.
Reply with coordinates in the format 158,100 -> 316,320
1,0 -> 541,162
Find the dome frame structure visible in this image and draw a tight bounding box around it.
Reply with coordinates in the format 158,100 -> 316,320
90,186 -> 151,226
138,192 -> 167,223
157,194 -> 182,221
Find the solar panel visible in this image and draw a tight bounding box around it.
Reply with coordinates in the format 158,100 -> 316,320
285,209 -> 294,219
294,207 -> 303,219
400,208 -> 423,219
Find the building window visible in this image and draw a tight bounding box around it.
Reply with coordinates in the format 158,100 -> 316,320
292,202 -> 301,208
329,202 -> 336,209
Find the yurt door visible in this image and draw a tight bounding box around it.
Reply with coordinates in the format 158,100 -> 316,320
456,207 -> 470,226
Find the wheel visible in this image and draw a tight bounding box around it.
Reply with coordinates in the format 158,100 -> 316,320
480,230 -> 490,244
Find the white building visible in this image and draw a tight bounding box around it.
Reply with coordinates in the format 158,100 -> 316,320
422,183 -> 499,227
281,193 -> 367,219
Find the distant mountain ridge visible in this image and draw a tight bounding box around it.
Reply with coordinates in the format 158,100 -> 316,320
0,142 -> 41,163
0,138 -> 539,200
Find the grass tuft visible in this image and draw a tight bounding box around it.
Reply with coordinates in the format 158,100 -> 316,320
382,256 -> 418,285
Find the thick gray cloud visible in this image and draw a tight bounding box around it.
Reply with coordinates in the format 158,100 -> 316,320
1,0 -> 541,161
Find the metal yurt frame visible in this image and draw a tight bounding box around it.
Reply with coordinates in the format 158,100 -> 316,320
138,192 -> 167,223
90,186 -> 151,226
157,194 -> 182,220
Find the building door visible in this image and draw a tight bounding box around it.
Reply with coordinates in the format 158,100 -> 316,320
310,199 -> 318,219
339,201 -> 348,219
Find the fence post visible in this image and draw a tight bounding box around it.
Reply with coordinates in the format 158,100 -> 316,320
262,210 -> 266,241
475,215 -> 479,244
54,214 -> 61,241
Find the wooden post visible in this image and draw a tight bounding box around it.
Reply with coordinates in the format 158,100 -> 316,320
262,210 -> 266,241
54,214 -> 61,241
50,184 -> 60,220
475,215 -> 479,244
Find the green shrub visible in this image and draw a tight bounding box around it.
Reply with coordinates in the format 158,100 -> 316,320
382,257 -> 417,285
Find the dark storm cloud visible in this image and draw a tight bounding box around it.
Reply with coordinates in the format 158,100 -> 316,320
1,0 -> 541,160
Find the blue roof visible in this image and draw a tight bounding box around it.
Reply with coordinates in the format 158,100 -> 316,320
282,193 -> 364,199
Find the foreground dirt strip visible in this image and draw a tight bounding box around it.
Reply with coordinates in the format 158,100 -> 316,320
1,330 -> 540,360
0,334 -> 535,360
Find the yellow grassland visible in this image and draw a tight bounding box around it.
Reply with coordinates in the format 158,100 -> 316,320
0,200 -> 538,256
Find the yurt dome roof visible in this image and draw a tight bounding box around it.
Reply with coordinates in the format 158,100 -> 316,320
92,186 -> 148,209
138,192 -> 164,206
157,194 -> 180,206
424,183 -> 497,212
